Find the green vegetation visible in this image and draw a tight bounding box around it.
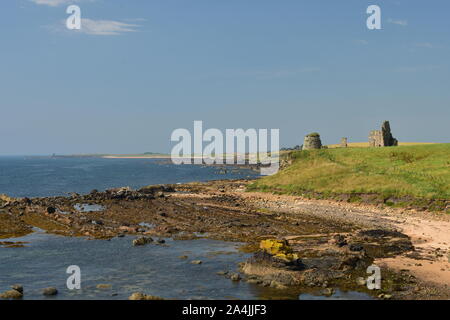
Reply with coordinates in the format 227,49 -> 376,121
249,144 -> 450,201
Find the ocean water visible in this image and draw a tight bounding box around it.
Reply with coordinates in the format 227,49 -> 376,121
0,230 -> 264,300
0,156 -> 258,198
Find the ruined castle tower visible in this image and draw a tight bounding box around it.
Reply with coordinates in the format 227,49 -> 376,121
340,137 -> 348,148
303,133 -> 322,150
369,121 -> 398,147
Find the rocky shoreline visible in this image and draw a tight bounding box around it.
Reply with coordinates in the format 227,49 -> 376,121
1,180 -> 449,300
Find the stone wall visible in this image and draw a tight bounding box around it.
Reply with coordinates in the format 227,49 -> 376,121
369,121 -> 398,147
303,133 -> 322,150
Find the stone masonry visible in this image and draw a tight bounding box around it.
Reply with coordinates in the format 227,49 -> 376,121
369,121 -> 398,147
303,133 -> 322,150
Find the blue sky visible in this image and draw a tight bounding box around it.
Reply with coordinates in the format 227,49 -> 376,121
0,0 -> 449,155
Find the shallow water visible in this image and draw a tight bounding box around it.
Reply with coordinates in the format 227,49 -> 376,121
299,290 -> 373,300
0,230 -> 290,300
0,230 -> 373,300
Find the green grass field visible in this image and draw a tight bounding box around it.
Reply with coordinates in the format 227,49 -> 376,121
249,144 -> 450,200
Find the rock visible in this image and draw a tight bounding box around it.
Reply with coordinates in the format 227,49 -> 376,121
356,277 -> 366,286
119,226 -> 138,233
230,273 -> 241,281
246,279 -> 262,285
156,239 -> 166,244
128,292 -> 164,300
270,280 -> 287,289
321,288 -> 334,297
216,271 -> 228,276
42,287 -> 58,296
349,244 -> 364,252
332,235 -> 347,247
0,289 -> 23,299
46,207 -> 56,214
132,236 -> 153,246
96,284 -> 112,289
11,284 -> 23,294
259,239 -> 299,262
179,255 -> 188,259
191,260 -> 202,265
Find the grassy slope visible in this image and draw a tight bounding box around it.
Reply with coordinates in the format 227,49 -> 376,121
326,142 -> 437,148
250,144 -> 450,200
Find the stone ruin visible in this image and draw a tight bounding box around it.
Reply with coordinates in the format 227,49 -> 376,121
369,121 -> 398,147
303,133 -> 322,150
340,137 -> 348,148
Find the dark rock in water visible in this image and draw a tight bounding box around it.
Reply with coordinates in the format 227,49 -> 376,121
42,287 -> 58,296
132,236 -> 154,246
0,289 -> 23,299
156,239 -> 166,244
46,207 -> 56,214
230,273 -> 241,281
11,284 -> 23,294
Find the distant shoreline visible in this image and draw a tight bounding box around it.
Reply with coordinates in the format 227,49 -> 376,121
101,155 -> 172,159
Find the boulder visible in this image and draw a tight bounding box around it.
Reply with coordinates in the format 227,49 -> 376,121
42,287 -> 58,296
0,289 -> 23,299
